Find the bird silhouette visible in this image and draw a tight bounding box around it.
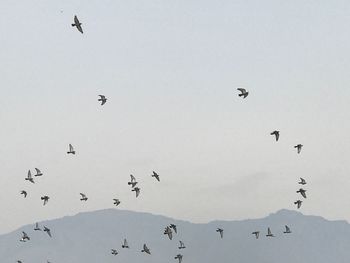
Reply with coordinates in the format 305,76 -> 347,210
266,227 -> 274,237
128,174 -> 138,188
113,199 -> 121,206
141,244 -> 151,254
216,228 -> 224,238
175,254 -> 183,263
178,240 -> 186,249
283,225 -> 291,234
20,231 -> 30,242
80,193 -> 88,201
252,231 -> 260,239
25,170 -> 34,183
164,226 -> 173,240
34,222 -> 41,231
122,238 -> 129,248
111,249 -> 118,255
98,95 -> 107,105
34,168 -> 43,177
20,190 -> 27,198
132,187 -> 140,198
296,188 -> 307,198
237,88 -> 249,98
151,171 -> 160,182
72,15 -> 83,34
294,200 -> 302,209
294,144 -> 303,154
270,130 -> 280,141
298,178 -> 306,185
44,226 -> 52,237
67,144 -> 75,154
41,195 -> 50,205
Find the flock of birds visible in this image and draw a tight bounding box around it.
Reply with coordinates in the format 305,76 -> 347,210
14,15 -> 308,263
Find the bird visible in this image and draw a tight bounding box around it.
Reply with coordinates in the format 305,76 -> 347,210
98,95 -> 107,105
237,88 -> 249,98
113,199 -> 121,206
20,231 -> 30,242
141,244 -> 151,254
34,222 -> 41,231
20,190 -> 27,198
294,200 -> 302,209
294,144 -> 303,154
25,170 -> 35,183
128,174 -> 138,188
252,231 -> 260,239
111,249 -> 118,255
44,226 -> 52,237
216,228 -> 224,238
164,226 -> 173,240
80,193 -> 88,201
132,187 -> 140,198
72,15 -> 83,34
122,238 -> 129,248
298,177 -> 307,185
266,227 -> 274,237
34,168 -> 43,177
283,225 -> 291,234
17,261 -> 22,263
41,195 -> 50,205
67,144 -> 75,154
170,224 -> 177,234
296,188 -> 307,198
175,254 -> 183,263
178,240 -> 186,249
270,130 -> 280,141
151,171 -> 160,182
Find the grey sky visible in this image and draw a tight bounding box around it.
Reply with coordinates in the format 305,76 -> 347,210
1,0 -> 350,234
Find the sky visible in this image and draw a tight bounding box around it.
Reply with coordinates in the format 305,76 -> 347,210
1,0 -> 350,234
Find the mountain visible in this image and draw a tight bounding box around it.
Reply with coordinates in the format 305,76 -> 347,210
2,209 -> 350,262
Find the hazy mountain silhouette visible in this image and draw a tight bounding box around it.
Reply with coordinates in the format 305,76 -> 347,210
2,209 -> 350,262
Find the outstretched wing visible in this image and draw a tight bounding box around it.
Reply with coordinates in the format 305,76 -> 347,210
237,88 -> 246,93
130,174 -> 136,182
27,170 -> 32,179
80,193 -> 86,198
285,225 -> 290,232
35,168 -> 41,174
69,144 -> 74,152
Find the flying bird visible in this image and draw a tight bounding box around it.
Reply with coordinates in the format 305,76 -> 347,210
20,231 -> 30,242
178,241 -> 186,249
20,190 -> 27,198
122,238 -> 129,248
128,174 -> 138,188
170,224 -> 177,234
80,193 -> 88,201
294,200 -> 302,209
98,95 -> 107,105
151,171 -> 160,182
175,254 -> 183,263
17,261 -> 22,263
67,144 -> 75,154
41,195 -> 50,205
141,244 -> 151,254
34,222 -> 41,231
298,178 -> 306,185
34,168 -> 43,177
25,170 -> 34,183
111,249 -> 118,255
113,199 -> 121,206
44,226 -> 52,237
252,231 -> 260,239
237,88 -> 249,98
270,130 -> 280,141
283,225 -> 291,234
132,187 -> 140,198
72,15 -> 83,33
266,227 -> 274,237
294,144 -> 303,154
216,228 -> 224,238
164,226 -> 173,240
296,188 -> 307,198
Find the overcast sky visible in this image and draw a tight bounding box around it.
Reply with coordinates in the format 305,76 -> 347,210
1,0 -> 350,234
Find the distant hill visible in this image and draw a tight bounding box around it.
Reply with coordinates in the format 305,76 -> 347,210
2,209 -> 350,262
